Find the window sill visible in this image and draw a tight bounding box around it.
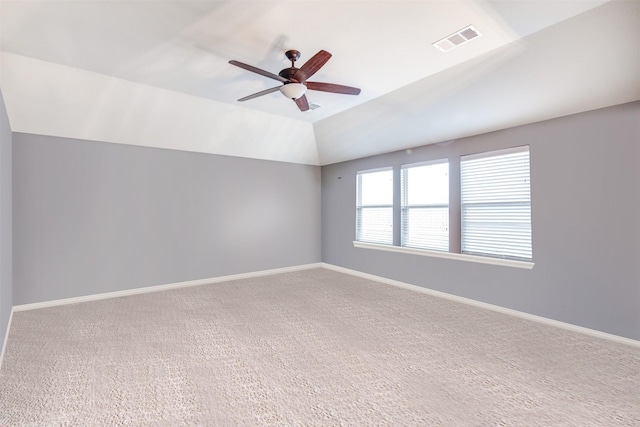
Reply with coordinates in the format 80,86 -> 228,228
353,241 -> 535,269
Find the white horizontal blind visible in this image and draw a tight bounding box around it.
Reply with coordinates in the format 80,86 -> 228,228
356,168 -> 393,245
401,160 -> 449,251
461,146 -> 532,260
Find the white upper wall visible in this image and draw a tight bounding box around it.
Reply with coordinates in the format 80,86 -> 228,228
1,53 -> 319,165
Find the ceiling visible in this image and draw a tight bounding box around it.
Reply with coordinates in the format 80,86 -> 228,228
1,0 -> 638,165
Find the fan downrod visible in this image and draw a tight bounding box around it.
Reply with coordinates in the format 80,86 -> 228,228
279,50 -> 302,80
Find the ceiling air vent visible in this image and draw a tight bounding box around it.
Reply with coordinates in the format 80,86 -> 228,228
309,102 -> 322,110
433,25 -> 481,52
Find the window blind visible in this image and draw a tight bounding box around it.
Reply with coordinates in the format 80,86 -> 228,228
461,146 -> 531,260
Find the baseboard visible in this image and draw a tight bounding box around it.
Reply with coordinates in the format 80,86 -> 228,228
8,262 -> 638,350
0,308 -> 14,371
13,263 -> 323,312
320,263 -> 640,348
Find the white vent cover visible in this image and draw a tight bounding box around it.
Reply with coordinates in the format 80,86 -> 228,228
309,102 -> 322,110
433,25 -> 481,52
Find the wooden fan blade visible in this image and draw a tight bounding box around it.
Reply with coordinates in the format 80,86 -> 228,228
295,94 -> 310,112
229,60 -> 289,83
293,50 -> 331,82
306,81 -> 361,95
238,86 -> 281,102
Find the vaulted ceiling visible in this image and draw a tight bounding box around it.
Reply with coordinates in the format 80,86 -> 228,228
1,0 -> 638,165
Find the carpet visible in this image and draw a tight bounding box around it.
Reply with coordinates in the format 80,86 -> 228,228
1,268 -> 638,426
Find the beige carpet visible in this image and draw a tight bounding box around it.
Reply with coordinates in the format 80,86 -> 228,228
1,268 -> 638,426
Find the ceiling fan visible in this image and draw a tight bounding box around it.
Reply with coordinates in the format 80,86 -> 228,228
229,49 -> 361,111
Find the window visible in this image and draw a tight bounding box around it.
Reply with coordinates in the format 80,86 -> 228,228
460,146 -> 532,260
356,168 -> 393,245
353,146 -> 534,268
401,160 -> 449,251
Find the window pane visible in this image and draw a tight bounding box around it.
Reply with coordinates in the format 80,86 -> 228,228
461,147 -> 531,260
406,163 -> 449,205
360,169 -> 393,205
402,206 -> 449,251
356,207 -> 393,245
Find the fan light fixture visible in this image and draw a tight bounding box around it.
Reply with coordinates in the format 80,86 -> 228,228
280,83 -> 307,100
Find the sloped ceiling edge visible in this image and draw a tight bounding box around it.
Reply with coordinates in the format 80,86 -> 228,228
1,52 -> 319,166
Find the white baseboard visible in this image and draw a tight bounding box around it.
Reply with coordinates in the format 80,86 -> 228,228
12,263 -> 323,312
321,263 -> 640,348
0,308 -> 14,371
6,262 -> 638,352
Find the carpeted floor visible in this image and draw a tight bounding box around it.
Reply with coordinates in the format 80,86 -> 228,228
0,268 -> 638,426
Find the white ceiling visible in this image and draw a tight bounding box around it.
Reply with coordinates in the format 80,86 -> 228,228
1,0 -> 638,165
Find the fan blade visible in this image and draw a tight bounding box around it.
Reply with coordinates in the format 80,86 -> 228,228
306,81 -> 361,95
238,86 -> 281,102
293,50 -> 332,82
229,60 -> 289,83
295,94 -> 310,112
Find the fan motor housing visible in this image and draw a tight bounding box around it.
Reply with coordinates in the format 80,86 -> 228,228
278,67 -> 299,81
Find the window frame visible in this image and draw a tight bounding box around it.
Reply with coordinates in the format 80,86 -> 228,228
400,159 -> 450,252
460,145 -> 532,261
355,167 -> 394,245
352,146 -> 534,270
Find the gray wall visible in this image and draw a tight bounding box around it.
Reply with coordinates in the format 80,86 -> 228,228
13,134 -> 321,305
322,101 -> 640,341
0,90 -> 12,352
